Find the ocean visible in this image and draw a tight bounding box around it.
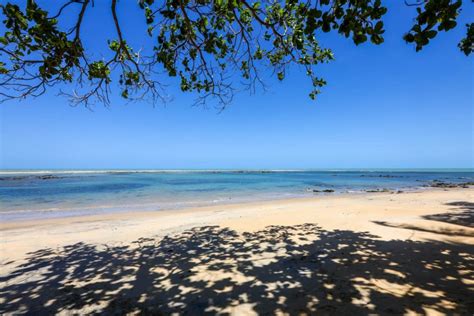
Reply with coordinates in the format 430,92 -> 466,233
1,169 -> 472,221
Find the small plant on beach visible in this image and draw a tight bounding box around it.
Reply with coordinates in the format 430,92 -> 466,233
0,0 -> 472,108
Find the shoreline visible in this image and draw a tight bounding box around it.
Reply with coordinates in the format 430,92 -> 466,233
1,187 -> 473,314
2,169 -> 472,224
0,190 -> 361,224
0,184 -> 434,223
1,187 -> 473,261
0,187 -> 433,230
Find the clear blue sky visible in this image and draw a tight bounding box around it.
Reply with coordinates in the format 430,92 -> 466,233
0,1 -> 472,169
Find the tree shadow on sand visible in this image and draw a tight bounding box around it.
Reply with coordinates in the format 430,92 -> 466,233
1,224 -> 473,315
423,201 -> 474,228
374,201 -> 474,238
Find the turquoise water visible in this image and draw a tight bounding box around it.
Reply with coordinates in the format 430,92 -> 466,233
0,169 -> 473,221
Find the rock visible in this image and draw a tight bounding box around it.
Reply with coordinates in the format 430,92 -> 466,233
308,189 -> 334,193
37,175 -> 60,180
365,188 -> 391,193
0,176 -> 25,181
360,174 -> 400,178
427,181 -> 474,188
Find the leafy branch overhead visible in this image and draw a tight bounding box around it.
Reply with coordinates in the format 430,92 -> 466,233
0,0 -> 471,108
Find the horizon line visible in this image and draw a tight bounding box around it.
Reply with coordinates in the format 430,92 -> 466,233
0,167 -> 473,174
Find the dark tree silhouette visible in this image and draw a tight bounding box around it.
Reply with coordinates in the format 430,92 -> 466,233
0,0 -> 472,108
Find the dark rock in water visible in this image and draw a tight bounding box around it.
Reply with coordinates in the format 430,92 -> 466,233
37,175 -> 61,180
429,182 -> 459,188
0,176 -> 26,181
360,174 -> 400,178
308,189 -> 334,193
427,181 -> 474,188
0,174 -> 65,181
365,188 -> 391,193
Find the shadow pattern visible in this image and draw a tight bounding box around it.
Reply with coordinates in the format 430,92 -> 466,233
373,201 -> 474,238
372,221 -> 474,237
423,201 -> 474,228
1,224 -> 473,315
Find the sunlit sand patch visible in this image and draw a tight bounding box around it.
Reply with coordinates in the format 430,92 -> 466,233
371,278 -> 445,298
190,266 -> 254,285
204,293 -> 257,315
383,268 -> 406,279
351,276 -> 458,314
212,302 -> 257,315
176,284 -> 200,295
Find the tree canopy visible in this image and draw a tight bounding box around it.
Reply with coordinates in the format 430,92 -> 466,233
0,0 -> 472,108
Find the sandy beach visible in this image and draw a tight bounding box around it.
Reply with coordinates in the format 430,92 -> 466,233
1,188 -> 473,314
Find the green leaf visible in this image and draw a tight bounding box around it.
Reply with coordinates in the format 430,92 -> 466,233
374,21 -> 383,32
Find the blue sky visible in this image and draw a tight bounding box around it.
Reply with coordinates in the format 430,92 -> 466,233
0,1 -> 472,169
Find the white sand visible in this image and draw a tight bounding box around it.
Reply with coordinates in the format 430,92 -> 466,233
1,188 -> 473,315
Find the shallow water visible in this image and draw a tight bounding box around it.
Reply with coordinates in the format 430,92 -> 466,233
0,169 -> 472,221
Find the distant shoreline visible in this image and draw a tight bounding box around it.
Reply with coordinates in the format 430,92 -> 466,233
1,168 -> 474,175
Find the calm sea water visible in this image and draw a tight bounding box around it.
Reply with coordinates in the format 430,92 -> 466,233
1,169 -> 473,221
